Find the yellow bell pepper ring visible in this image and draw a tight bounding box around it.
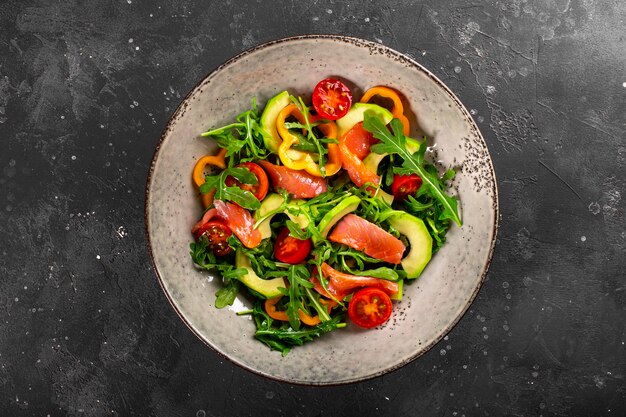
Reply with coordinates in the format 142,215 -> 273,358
276,104 -> 341,177
360,86 -> 410,136
192,148 -> 227,208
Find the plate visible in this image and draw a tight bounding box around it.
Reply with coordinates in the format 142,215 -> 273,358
145,35 -> 498,385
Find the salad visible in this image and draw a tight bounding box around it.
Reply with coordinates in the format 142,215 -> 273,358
189,78 -> 462,355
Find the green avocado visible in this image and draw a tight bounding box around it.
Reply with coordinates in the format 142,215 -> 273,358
259,90 -> 291,153
316,195 -> 361,239
254,193 -> 310,239
361,136 -> 423,205
362,152 -> 394,205
387,211 -> 433,279
390,278 -> 403,301
235,250 -> 285,298
336,103 -> 393,138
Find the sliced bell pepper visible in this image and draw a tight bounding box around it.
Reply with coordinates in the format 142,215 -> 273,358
192,148 -> 227,208
276,104 -> 341,177
264,296 -> 325,326
360,86 -> 410,135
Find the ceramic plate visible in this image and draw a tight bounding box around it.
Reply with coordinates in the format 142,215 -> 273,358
145,35 -> 498,385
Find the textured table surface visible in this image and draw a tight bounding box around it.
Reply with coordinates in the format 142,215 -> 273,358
1,1 -> 625,416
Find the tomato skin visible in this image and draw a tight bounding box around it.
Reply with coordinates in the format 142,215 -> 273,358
391,174 -> 422,201
213,200 -> 262,249
348,287 -> 393,329
225,162 -> 269,201
312,78 -> 353,120
194,218 -> 233,256
273,227 -> 312,264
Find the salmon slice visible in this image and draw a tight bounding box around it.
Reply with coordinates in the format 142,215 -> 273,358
328,214 -> 405,264
310,262 -> 399,299
339,123 -> 380,188
257,160 -> 327,198
191,208 -> 218,237
214,200 -> 262,248
342,121 -> 378,160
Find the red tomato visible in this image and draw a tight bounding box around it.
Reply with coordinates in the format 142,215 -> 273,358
312,78 -> 353,120
225,162 -> 269,201
273,227 -> 312,264
213,200 -> 262,249
194,218 -> 232,256
391,174 -> 422,201
348,287 -> 393,329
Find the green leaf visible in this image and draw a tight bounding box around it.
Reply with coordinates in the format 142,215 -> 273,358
286,265 -> 304,330
304,287 -> 332,322
200,166 -> 261,210
227,166 -> 258,185
354,267 -> 399,281
363,114 -> 462,226
222,186 -> 261,210
285,220 -> 308,240
215,279 -> 241,309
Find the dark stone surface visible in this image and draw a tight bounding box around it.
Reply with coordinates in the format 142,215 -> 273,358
0,0 -> 624,415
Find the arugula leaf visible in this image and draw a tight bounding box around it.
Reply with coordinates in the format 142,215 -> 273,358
199,167 -> 260,210
252,299 -> 346,356
341,266 -> 399,281
285,220 -> 308,240
303,287 -> 331,322
364,115 -> 462,226
289,95 -> 330,176
201,100 -> 268,163
285,265 -> 309,330
215,279 -> 241,308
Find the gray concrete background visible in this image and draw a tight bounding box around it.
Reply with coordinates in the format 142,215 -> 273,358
0,0 -> 625,416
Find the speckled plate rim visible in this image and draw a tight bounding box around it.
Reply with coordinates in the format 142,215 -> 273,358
144,34 -> 500,386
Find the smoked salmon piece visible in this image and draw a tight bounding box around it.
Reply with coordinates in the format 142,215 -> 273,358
214,200 -> 262,248
310,262 -> 399,299
257,160 -> 327,198
339,123 -> 380,188
191,208 -> 218,237
328,214 -> 405,264
342,121 -> 378,160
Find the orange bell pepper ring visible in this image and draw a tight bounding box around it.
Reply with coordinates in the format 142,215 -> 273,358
192,148 -> 227,208
265,295 -> 336,327
276,104 -> 341,177
360,86 -> 410,136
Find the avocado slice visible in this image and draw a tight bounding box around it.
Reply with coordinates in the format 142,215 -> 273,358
336,103 -> 393,138
316,195 -> 361,239
259,90 -> 290,153
361,136 -> 423,205
390,278 -> 403,301
362,152 -> 394,205
387,211 -> 433,278
254,193 -> 310,239
235,250 -> 285,298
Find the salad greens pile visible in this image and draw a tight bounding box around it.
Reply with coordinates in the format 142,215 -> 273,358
190,87 -> 461,355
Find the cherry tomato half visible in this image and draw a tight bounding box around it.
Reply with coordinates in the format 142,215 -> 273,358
225,162 -> 269,201
194,218 -> 233,256
391,173 -> 422,201
273,227 -> 312,264
312,78 -> 353,120
347,287 -> 393,329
